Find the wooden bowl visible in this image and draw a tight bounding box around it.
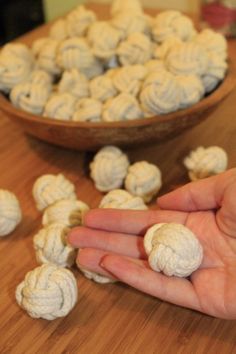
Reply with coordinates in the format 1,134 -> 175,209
0,66 -> 235,151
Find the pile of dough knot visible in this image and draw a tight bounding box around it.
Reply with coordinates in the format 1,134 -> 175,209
0,0 -> 228,122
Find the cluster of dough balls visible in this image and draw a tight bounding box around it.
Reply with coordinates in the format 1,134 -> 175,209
90,145 -> 162,203
3,143 -> 228,319
0,0 -> 228,122
16,173 -> 90,320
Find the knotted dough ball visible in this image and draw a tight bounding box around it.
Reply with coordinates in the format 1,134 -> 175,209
125,161 -> 162,203
113,64 -> 147,97
153,35 -> 183,60
57,38 -> 94,70
99,189 -> 148,210
176,74 -> 204,109
29,70 -> 53,87
90,75 -> 117,102
66,5 -> 97,37
16,264 -> 78,320
111,0 -> 143,17
111,13 -> 150,40
78,266 -> 115,284
117,32 -> 152,66
32,38 -> 61,76
194,29 -> 227,59
140,70 -> 180,116
58,69 -> 89,99
0,189 -> 22,237
152,10 -> 196,43
33,223 -> 76,268
33,173 -> 77,211
183,146 -> 228,181
87,21 -> 122,61
72,98 -> 102,122
10,82 -> 51,115
43,93 -> 77,121
166,42 -> 209,77
201,53 -> 228,94
49,19 -> 68,41
0,43 -> 33,93
90,146 -> 130,192
144,223 -> 203,277
42,199 -> 90,227
102,93 -> 143,122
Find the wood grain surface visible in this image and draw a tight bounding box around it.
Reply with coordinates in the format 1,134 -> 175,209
0,4 -> 236,354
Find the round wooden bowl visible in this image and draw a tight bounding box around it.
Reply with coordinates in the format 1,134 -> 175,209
0,66 -> 235,151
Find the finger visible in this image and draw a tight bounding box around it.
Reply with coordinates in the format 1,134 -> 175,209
84,209 -> 188,235
68,226 -> 146,258
77,248 -> 117,280
100,254 -> 201,312
77,248 -> 147,280
157,168 -> 236,212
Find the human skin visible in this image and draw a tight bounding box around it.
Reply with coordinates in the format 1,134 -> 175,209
68,168 -> 236,319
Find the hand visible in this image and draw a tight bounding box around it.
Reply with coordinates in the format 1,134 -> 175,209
68,168 -> 236,319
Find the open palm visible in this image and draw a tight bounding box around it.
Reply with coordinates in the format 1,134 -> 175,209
69,169 -> 236,319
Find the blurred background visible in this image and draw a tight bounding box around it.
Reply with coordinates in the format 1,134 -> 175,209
0,0 -> 200,45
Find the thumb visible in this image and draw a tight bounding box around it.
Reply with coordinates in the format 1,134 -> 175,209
158,168 -> 236,237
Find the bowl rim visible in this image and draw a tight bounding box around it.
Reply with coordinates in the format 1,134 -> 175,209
0,64 -> 235,129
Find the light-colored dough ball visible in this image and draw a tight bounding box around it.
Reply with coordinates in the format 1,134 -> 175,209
125,161 -> 162,202
117,32 -> 152,66
176,75 -> 204,109
33,38 -> 61,76
153,35 -> 183,60
166,42 -> 209,77
42,199 -> 90,227
102,93 -> 143,122
113,65 -> 147,97
194,29 -> 227,59
32,173 -> 77,211
99,189 -> 148,210
111,0 -> 143,17
72,98 -> 102,122
90,146 -> 130,192
0,43 -> 34,93
140,70 -> 180,115
49,19 -> 68,40
144,223 -> 203,277
66,5 -> 97,37
78,266 -> 116,284
87,21 -> 122,61
33,223 -> 76,267
183,146 -> 228,181
58,69 -> 89,99
16,264 -> 78,320
1,43 -> 34,64
57,38 -> 94,71
152,10 -> 196,43
29,70 -> 53,87
0,189 -> 22,237
201,53 -> 228,93
43,93 -> 77,121
10,82 -> 51,115
111,13 -> 150,40
90,75 -> 117,102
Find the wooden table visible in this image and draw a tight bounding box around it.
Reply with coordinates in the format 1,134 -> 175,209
0,4 -> 236,354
